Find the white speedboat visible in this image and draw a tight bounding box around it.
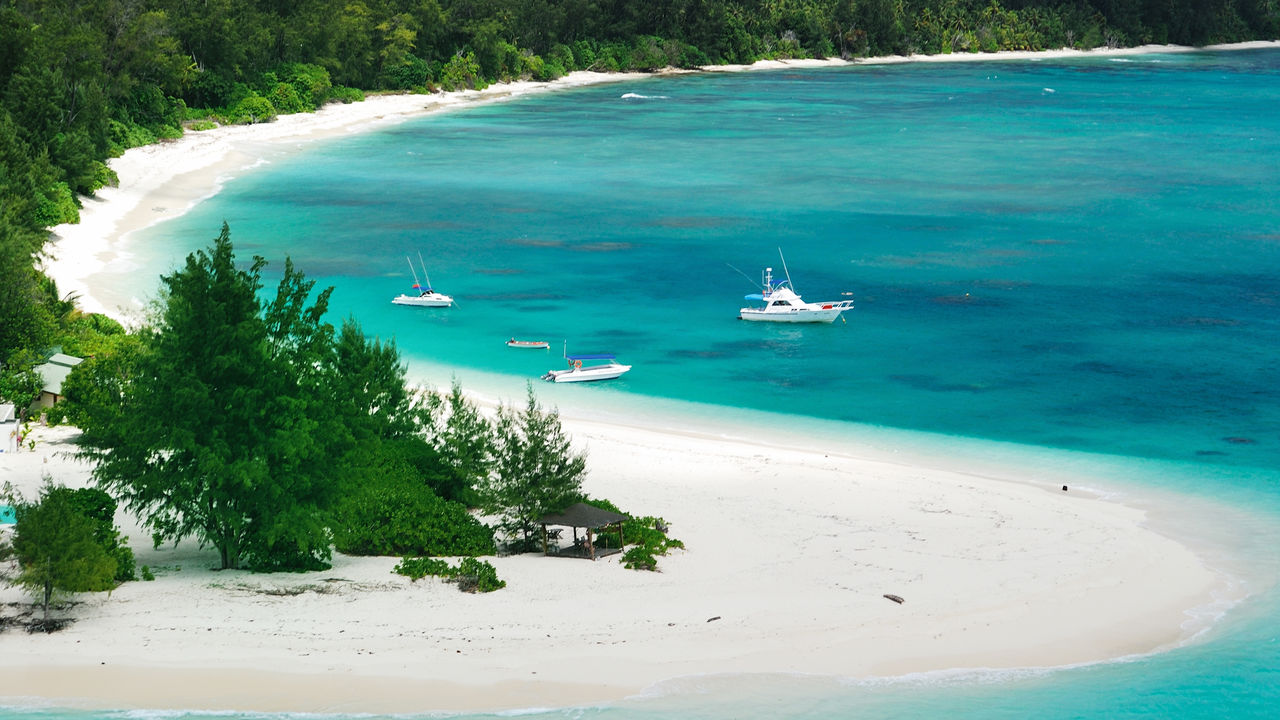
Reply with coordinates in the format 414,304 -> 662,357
738,252 -> 852,323
392,254 -> 453,308
542,353 -> 631,383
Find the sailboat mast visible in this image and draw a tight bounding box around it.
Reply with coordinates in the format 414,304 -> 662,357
417,252 -> 431,290
405,256 -> 422,288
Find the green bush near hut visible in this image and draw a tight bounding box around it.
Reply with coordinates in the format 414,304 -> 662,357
394,556 -> 505,593
582,497 -> 683,571
333,462 -> 495,558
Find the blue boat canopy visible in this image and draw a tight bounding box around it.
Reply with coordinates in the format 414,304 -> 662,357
567,353 -> 616,361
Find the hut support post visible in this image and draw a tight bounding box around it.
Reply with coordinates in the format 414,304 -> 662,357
587,528 -> 595,560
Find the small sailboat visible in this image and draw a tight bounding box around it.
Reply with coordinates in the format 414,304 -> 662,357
506,338 -> 550,349
738,249 -> 852,323
542,343 -> 631,383
392,253 -> 453,308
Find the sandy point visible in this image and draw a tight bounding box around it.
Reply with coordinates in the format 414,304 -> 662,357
0,420 -> 1234,713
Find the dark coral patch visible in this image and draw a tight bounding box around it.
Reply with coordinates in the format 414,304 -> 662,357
1223,436 -> 1257,445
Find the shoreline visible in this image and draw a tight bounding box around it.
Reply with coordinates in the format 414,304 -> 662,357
42,41 -> 1280,318
14,40 -> 1279,715
0,421 -> 1244,714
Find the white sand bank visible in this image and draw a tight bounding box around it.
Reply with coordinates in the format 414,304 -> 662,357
0,422 -> 1227,713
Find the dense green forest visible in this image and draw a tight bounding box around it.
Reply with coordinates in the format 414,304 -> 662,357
0,0 -> 1276,395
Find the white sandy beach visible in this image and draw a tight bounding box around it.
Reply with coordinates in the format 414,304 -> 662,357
0,421 -> 1227,713
9,43 -> 1274,713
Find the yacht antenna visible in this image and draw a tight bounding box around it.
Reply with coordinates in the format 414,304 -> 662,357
778,248 -> 795,292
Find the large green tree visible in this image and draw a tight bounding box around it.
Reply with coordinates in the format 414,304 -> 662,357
76,223 -> 347,571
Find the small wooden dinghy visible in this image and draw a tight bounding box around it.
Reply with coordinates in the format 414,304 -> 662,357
506,339 -> 550,349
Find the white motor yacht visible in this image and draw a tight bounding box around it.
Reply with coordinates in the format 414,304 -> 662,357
392,253 -> 453,308
738,253 -> 852,323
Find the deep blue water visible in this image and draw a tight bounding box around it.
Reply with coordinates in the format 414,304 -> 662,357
25,48 -> 1280,718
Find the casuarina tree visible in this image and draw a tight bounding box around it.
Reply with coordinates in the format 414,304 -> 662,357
480,384 -> 586,549
75,223 -> 349,570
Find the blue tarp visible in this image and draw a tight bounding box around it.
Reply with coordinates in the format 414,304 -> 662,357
567,353 -> 616,361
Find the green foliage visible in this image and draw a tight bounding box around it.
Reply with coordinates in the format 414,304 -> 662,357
326,86 -> 365,104
393,555 -> 505,592
279,63 -> 333,109
438,51 -> 485,91
43,486 -> 136,582
58,332 -> 145,437
228,94 -> 276,124
394,555 -> 452,579
0,355 -> 41,418
268,83 -> 307,115
583,497 -> 683,571
33,182 -> 79,227
480,384 -> 587,549
455,556 -> 505,592
621,545 -> 658,571
140,565 -> 155,581
332,459 -> 495,557
75,224 -> 350,572
55,312 -> 126,359
382,55 -> 433,90
8,481 -> 119,620
429,379 -> 495,505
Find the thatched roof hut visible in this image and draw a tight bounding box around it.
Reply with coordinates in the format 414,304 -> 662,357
540,502 -> 628,560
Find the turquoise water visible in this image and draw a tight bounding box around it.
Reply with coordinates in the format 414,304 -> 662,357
29,49 -> 1280,717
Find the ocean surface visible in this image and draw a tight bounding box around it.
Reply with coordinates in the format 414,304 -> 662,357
20,48 -> 1280,717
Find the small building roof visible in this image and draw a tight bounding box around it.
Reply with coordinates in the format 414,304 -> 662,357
541,502 -> 628,529
35,354 -> 84,396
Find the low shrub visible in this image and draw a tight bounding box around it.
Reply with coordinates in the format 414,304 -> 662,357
455,556 -> 505,592
326,86 -> 365,104
332,462 -> 496,558
228,95 -> 276,124
393,556 -> 505,593
621,546 -> 657,571
394,556 -> 452,580
582,497 -> 683,571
